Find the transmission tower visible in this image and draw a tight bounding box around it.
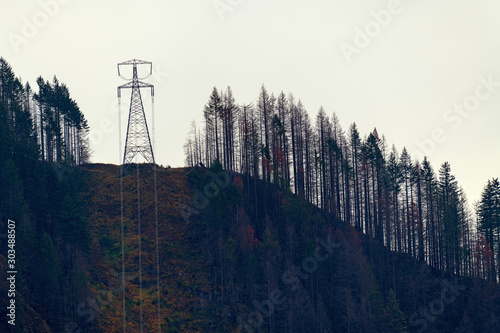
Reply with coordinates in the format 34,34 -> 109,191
117,59 -> 161,333
118,59 -> 155,168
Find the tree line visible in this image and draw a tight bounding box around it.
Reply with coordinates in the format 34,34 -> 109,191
1,57 -> 90,165
185,85 -> 500,282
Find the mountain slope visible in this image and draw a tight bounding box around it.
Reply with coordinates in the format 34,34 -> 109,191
79,163 -> 500,332
81,164 -> 213,332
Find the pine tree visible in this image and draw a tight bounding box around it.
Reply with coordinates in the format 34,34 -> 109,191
400,147 -> 412,255
478,178 -> 500,281
422,157 -> 438,268
350,123 -> 362,230
438,162 -> 460,275
205,87 -> 223,166
258,85 -> 272,183
383,289 -> 408,332
386,146 -> 402,252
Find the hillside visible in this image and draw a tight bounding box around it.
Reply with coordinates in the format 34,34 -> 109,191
1,56 -> 499,332
77,163 -> 500,332
1,160 -> 499,332
80,164 -> 213,332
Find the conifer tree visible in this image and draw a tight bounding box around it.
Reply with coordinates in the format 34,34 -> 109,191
478,178 -> 500,281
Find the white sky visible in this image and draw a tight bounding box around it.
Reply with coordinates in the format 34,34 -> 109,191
1,0 -> 499,204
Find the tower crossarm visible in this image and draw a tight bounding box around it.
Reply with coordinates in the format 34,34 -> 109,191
118,81 -> 154,90
118,59 -> 152,80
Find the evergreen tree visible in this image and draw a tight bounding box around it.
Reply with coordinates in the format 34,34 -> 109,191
438,162 -> 460,275
383,289 -> 408,332
478,178 -> 500,281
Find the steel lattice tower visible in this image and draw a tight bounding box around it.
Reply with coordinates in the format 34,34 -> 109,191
118,59 -> 155,167
117,59 -> 161,332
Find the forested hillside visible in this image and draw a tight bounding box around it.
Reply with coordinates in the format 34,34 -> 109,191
80,162 -> 500,332
182,162 -> 500,332
185,85 -> 500,282
1,57 -> 500,332
0,58 -> 90,332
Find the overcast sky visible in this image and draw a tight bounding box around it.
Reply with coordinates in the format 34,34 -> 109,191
2,0 -> 499,204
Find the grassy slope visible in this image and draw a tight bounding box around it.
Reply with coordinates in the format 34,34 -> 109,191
81,164 -> 212,332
